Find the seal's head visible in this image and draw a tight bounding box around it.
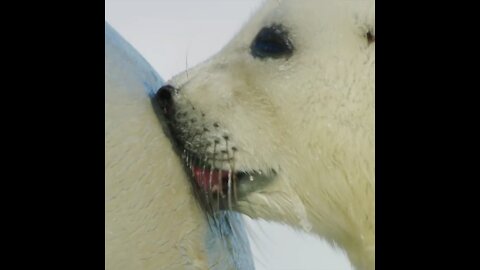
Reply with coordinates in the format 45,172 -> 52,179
155,0 -> 375,269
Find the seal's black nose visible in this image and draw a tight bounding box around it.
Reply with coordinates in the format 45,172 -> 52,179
156,84 -> 176,118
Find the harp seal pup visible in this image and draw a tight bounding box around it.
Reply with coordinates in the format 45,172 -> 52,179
156,0 -> 375,269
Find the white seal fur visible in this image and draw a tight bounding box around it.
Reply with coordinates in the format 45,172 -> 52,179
158,0 -> 375,269
105,22 -> 254,270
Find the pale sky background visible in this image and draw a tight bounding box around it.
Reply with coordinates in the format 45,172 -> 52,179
105,0 -> 353,269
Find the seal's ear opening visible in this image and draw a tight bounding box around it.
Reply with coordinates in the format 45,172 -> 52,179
366,29 -> 375,45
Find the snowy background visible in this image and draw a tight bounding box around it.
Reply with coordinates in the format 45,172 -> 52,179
105,0 -> 353,269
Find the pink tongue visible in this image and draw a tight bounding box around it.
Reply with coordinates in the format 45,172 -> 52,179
192,166 -> 230,191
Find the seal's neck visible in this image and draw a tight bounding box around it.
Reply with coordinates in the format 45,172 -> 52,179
338,228 -> 375,270
303,190 -> 375,270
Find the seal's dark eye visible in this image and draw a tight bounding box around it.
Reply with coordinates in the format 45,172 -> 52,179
250,24 -> 294,59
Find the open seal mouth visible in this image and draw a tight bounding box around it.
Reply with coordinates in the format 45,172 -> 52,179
182,150 -> 276,210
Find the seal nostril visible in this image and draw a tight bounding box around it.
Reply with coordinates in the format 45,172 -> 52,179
155,84 -> 176,117
156,85 -> 174,102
